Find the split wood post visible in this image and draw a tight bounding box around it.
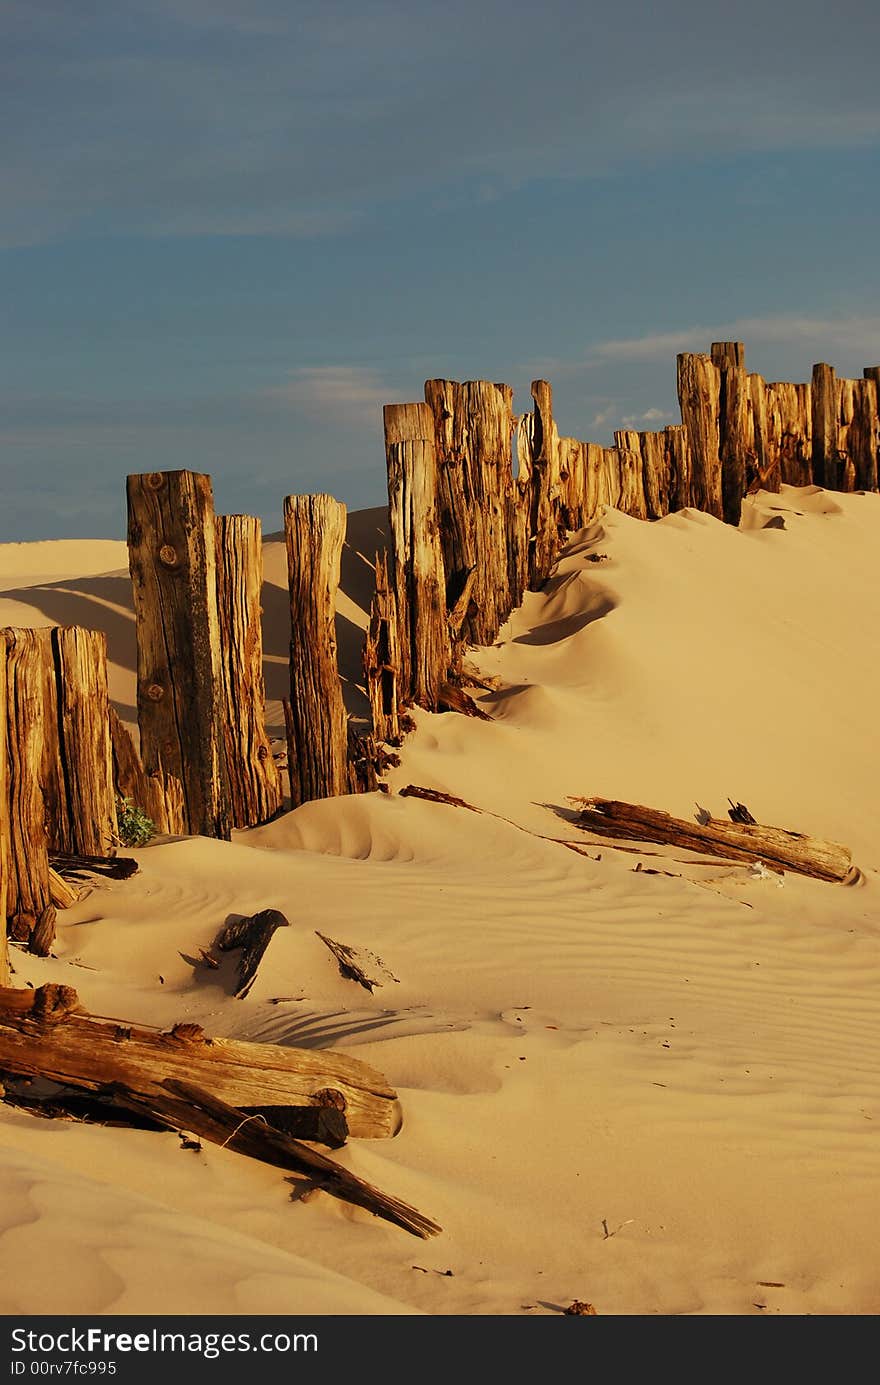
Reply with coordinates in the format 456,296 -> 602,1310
597,447 -> 622,511
1,629 -> 53,953
862,368 -> 880,492
37,628 -> 117,857
677,352 -> 723,517
812,364 -> 847,491
664,425 -> 692,513
558,437 -> 588,530
363,550 -> 400,744
765,380 -> 813,488
525,380 -> 563,587
613,434 -> 649,519
0,652 -> 8,984
127,470 -> 231,840
711,341 -> 753,524
284,494 -> 350,805
636,431 -> 670,519
383,403 -> 450,710
425,379 -> 515,652
214,515 -> 282,827
842,377 -> 879,493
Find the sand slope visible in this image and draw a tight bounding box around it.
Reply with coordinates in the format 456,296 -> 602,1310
1,487 -> 878,1315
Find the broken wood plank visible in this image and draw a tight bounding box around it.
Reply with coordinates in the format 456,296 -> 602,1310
0,984 -> 400,1139
214,908 -> 289,999
50,851 -> 139,882
116,1078 -> 439,1238
570,797 -> 853,882
315,932 -> 399,994
398,784 -> 480,811
437,681 -> 492,721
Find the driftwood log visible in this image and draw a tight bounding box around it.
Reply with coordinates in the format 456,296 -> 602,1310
0,985 -> 437,1238
0,984 -> 401,1139
572,798 -> 853,882
127,470 -> 231,839
214,908 -> 289,999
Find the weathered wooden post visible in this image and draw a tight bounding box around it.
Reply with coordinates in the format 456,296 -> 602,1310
1,629 -> 53,954
612,434 -> 648,520
524,380 -> 563,587
711,341 -> 753,524
127,470 -> 231,840
38,628 -> 117,857
811,364 -> 846,491
0,650 -> 9,984
383,403 -> 450,709
841,377 -> 879,493
677,352 -> 723,517
863,367 -> 880,492
214,515 -> 283,827
284,494 -> 350,805
363,550 -> 400,745
664,425 -> 692,513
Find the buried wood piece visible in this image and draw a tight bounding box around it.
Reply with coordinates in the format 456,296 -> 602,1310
315,932 -> 399,994
0,983 -> 401,1139
570,798 -> 853,882
437,681 -> 492,721
50,852 -> 139,883
398,784 -> 480,811
115,1078 -> 439,1238
47,867 -> 86,910
214,908 -> 290,999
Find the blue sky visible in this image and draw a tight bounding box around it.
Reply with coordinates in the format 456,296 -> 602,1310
2,0 -> 879,539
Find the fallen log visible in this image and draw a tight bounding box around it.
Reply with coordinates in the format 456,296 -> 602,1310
0,984 -> 401,1139
49,852 -> 139,883
214,908 -> 289,999
570,798 -> 854,882
115,1078 -> 439,1238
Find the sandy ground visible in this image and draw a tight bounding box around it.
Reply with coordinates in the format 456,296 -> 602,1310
1,486 -> 878,1316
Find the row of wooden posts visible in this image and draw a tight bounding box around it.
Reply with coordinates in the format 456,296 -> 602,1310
2,340 -> 880,981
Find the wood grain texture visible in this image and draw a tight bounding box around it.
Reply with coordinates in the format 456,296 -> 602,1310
363,549 -> 400,744
284,493 -> 350,804
0,985 -> 403,1139
1,629 -> 51,930
712,341 -> 753,524
573,797 -> 853,882
127,470 -> 230,839
46,628 -> 117,856
0,651 -> 8,983
677,353 -> 723,517
214,515 -> 282,827
384,403 -> 450,709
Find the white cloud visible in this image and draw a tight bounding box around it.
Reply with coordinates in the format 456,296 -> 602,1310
593,316 -> 880,367
621,407 -> 668,424
265,366 -> 396,426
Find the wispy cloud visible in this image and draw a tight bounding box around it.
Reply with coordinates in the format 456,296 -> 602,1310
593,316 -> 880,367
265,366 -> 396,427
621,406 -> 668,424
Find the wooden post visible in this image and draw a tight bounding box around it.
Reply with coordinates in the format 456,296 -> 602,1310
862,368 -> 880,492
677,353 -> 723,518
1,629 -> 52,952
284,494 -> 350,805
811,363 -> 845,491
108,707 -> 184,837
597,446 -> 622,511
523,380 -> 564,587
127,470 -> 231,840
0,651 -> 9,985
383,403 -> 450,709
765,380 -> 812,488
214,515 -> 282,828
41,628 -> 117,857
840,377 -> 878,493
363,550 -> 400,745
711,341 -> 752,524
613,434 -> 649,519
634,431 -> 670,520
425,379 -> 515,650
664,425 -> 692,513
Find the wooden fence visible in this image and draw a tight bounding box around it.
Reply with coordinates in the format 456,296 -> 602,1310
3,339 -> 879,973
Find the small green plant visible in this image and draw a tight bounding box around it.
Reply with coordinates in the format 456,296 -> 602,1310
116,797 -> 155,847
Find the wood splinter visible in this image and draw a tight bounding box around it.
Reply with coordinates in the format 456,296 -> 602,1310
213,908 -> 290,999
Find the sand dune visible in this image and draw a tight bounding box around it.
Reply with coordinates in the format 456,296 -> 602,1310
2,487 -> 879,1315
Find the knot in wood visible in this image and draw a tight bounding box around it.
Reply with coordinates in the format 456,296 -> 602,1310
146,682 -> 164,701
32,983 -> 80,1025
146,472 -> 165,490
312,1087 -> 347,1112
165,1022 -> 207,1045
158,544 -> 179,568
257,745 -> 269,762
